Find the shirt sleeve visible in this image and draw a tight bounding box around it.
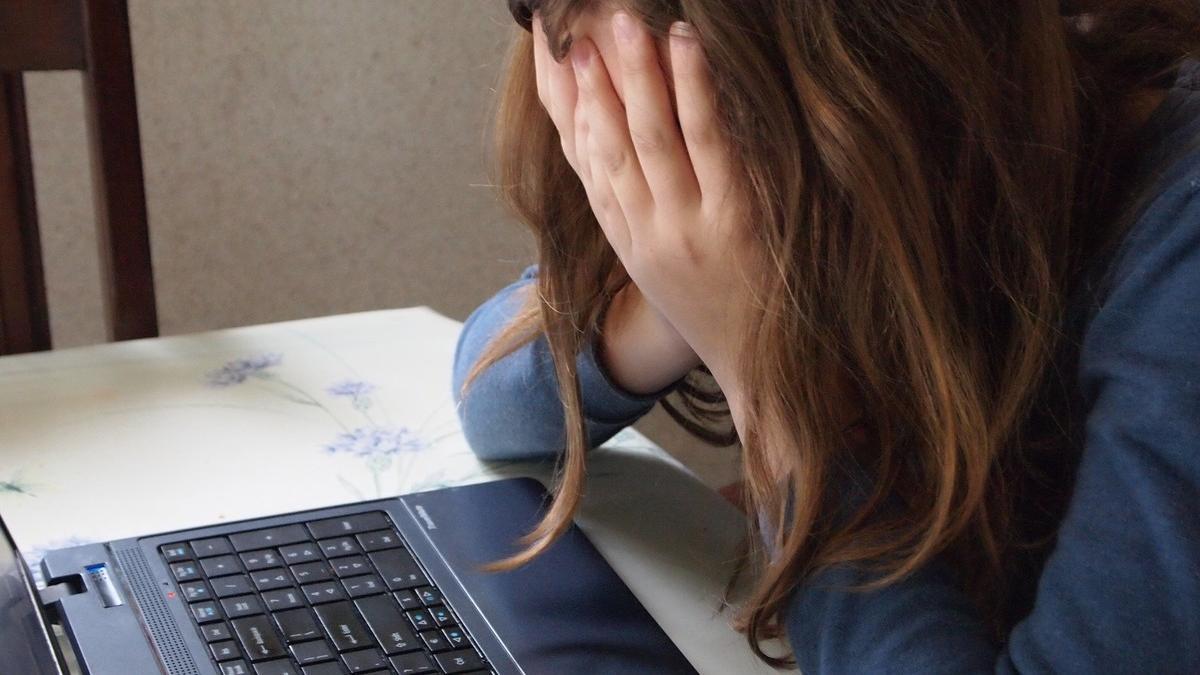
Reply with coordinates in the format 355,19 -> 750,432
451,265 -> 671,462
786,163 -> 1200,674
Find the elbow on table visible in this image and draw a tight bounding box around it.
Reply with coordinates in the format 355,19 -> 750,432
453,388 -> 566,462
451,341 -> 564,463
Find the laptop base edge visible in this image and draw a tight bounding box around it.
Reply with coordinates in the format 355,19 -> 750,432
41,543 -> 170,674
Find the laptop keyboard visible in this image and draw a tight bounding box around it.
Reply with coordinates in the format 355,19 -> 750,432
158,511 -> 493,675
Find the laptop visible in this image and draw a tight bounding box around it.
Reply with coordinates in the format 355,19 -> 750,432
1,477 -> 698,675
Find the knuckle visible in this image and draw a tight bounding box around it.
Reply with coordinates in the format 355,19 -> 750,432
686,121 -> 721,149
592,194 -> 613,218
629,127 -> 667,155
664,228 -> 705,265
602,147 -> 629,174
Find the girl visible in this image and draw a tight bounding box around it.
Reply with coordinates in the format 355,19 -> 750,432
454,0 -> 1200,671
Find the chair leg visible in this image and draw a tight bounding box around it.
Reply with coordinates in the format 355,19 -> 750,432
82,0 -> 158,342
0,73 -> 52,355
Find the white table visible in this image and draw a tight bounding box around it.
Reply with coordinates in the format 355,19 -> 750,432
0,307 -> 780,673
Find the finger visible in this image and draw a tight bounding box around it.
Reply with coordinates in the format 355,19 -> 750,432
669,22 -> 731,200
585,127 -> 633,257
572,38 -> 653,224
532,15 -> 549,108
533,15 -> 580,171
575,93 -> 632,256
612,13 -> 700,209
574,84 -> 593,185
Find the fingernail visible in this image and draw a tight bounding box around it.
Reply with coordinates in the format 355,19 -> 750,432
571,39 -> 592,70
613,12 -> 637,43
669,21 -> 696,40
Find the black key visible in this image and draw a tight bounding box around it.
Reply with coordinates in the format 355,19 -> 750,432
232,615 -> 287,662
389,652 -> 437,674
369,549 -> 427,590
251,568 -> 294,592
428,605 -> 454,628
413,586 -> 441,606
340,574 -> 385,598
180,580 -> 211,602
434,649 -> 486,674
355,530 -> 401,552
355,595 -> 420,655
442,626 -> 468,649
318,537 -> 361,558
212,575 -> 256,598
219,661 -> 252,675
241,549 -> 283,571
161,543 -> 192,561
291,561 -> 333,584
210,639 -> 241,661
419,630 -> 448,652
279,542 -> 322,564
202,555 -> 242,578
330,556 -> 371,578
254,660 -> 300,675
313,601 -> 372,651
307,512 -> 391,540
221,595 -> 264,619
262,587 -> 307,612
393,590 -> 421,610
172,562 -> 201,582
342,648 -> 388,673
299,663 -> 344,675
405,609 -> 433,632
230,525 -> 309,552
274,607 -> 323,642
303,581 -> 347,604
191,537 -> 233,558
202,622 -> 232,642
290,639 -> 335,665
191,601 -> 221,623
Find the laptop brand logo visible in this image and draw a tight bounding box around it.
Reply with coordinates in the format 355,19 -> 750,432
414,505 -> 437,530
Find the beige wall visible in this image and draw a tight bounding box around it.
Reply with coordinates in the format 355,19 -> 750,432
25,0 -> 737,487
29,0 -> 529,346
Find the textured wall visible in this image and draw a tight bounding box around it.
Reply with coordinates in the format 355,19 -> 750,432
24,0 -> 736,486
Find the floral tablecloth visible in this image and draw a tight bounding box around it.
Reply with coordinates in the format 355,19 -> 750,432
0,307 -> 779,673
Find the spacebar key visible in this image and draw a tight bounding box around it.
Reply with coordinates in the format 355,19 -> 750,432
313,601 -> 372,651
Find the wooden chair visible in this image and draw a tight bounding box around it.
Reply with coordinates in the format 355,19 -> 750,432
0,0 -> 157,355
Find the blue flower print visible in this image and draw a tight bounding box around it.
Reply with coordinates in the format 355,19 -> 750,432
325,426 -> 427,497
324,426 -> 425,459
206,353 -> 283,387
327,380 -> 377,411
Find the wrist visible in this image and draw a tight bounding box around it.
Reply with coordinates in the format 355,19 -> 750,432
597,284 -> 700,396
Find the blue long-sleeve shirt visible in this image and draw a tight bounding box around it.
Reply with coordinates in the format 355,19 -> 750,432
452,67 -> 1200,673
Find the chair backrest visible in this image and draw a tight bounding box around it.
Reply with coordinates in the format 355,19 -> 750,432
0,0 -> 158,355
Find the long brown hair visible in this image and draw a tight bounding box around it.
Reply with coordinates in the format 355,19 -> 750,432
466,0 -> 1200,665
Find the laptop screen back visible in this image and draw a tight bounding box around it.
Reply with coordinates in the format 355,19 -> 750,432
0,516 -> 64,675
